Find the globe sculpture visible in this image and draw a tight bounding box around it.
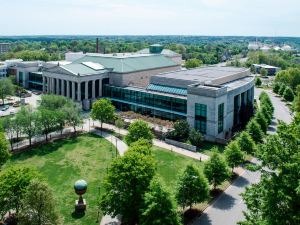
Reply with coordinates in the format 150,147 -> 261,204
74,179 -> 87,213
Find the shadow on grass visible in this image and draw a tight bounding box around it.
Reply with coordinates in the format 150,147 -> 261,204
71,211 -> 86,219
11,133 -> 105,162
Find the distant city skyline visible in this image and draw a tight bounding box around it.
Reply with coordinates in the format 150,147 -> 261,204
1,0 -> 299,37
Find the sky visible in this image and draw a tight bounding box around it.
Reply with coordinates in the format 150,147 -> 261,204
0,0 -> 299,36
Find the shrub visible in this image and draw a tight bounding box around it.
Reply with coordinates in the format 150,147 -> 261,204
167,120 -> 190,142
273,82 -> 281,94
255,111 -> 269,133
283,87 -> 294,102
188,129 -> 204,147
246,119 -> 264,143
255,77 -> 262,87
278,84 -> 287,96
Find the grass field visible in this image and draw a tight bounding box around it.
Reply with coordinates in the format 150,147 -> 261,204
4,134 -> 205,224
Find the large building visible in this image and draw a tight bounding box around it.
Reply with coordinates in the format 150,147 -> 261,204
15,53 -> 254,141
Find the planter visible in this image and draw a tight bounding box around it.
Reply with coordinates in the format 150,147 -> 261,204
165,138 -> 197,152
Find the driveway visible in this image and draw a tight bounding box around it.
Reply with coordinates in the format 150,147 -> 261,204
192,88 -> 293,225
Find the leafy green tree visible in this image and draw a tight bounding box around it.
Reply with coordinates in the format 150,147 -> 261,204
176,165 -> 209,210
37,108 -> 58,141
278,83 -> 286,96
273,82 -> 281,94
140,177 -> 180,225
0,78 -> 14,105
91,99 -> 115,130
115,117 -> 125,138
168,120 -> 190,142
185,58 -> 202,69
294,85 -> 300,112
19,179 -> 60,225
255,77 -> 262,87
241,120 -> 300,225
39,94 -> 70,110
204,150 -> 230,189
100,150 -> 156,225
246,119 -> 264,143
237,131 -> 256,155
125,120 -> 154,146
62,103 -> 82,133
188,129 -> 204,147
0,132 -> 10,168
283,87 -> 294,102
129,138 -> 153,155
1,117 -> 14,150
255,111 -> 268,133
0,166 -> 41,219
224,141 -> 244,172
260,68 -> 268,76
17,106 -> 39,146
261,105 -> 273,124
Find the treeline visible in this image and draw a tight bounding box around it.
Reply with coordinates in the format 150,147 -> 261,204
1,95 -> 82,150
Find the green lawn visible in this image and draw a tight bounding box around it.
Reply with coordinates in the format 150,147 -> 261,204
198,141 -> 225,156
4,134 -> 205,224
4,134 -> 115,225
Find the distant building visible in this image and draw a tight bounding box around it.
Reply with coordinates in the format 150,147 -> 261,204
0,63 -> 7,78
137,44 -> 183,65
252,64 -> 280,76
281,44 -> 293,51
248,42 -> 261,51
0,43 -> 11,54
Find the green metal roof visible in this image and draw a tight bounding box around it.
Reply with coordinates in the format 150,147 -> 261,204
147,84 -> 187,96
61,63 -> 107,75
73,55 -> 177,73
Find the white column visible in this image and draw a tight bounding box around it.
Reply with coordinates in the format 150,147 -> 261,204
92,80 -> 96,99
77,82 -> 81,101
66,81 -> 70,98
47,77 -> 50,93
98,79 -> 102,97
85,81 -> 88,99
72,81 -> 76,100
51,78 -> 55,93
56,79 -> 60,95
61,80 -> 65,96
42,77 -> 46,93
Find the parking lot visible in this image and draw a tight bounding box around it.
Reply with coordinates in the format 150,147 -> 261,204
0,91 -> 41,117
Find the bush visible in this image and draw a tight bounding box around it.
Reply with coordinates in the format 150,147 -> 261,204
255,111 -> 269,133
188,129 -> 204,147
278,84 -> 287,96
273,82 -> 281,94
255,77 -> 262,87
283,87 -> 294,102
167,120 -> 190,142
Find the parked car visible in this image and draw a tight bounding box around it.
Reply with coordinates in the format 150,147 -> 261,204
1,105 -> 9,111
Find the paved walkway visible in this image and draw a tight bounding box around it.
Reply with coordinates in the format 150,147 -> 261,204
192,88 -> 293,225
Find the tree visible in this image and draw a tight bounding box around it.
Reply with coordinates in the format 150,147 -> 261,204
140,177 -> 181,225
1,117 -> 15,150
100,150 -> 156,225
167,120 -> 190,142
115,117 -> 124,138
39,94 -> 69,110
129,138 -> 153,155
255,77 -> 262,87
125,120 -> 154,146
0,132 -> 10,168
283,87 -> 294,102
0,78 -> 14,105
204,150 -> 230,189
278,83 -> 286,96
237,131 -> 256,155
224,141 -> 244,172
246,119 -> 264,143
91,99 -> 115,130
62,103 -> 82,133
19,179 -> 60,225
273,82 -> 281,94
37,108 -> 58,141
176,165 -> 209,210
17,106 -> 39,146
185,58 -> 202,69
260,68 -> 268,77
255,111 -> 268,133
241,119 -> 300,225
188,129 -> 204,147
0,166 -> 41,219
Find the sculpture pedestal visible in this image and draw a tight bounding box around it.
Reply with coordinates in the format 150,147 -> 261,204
75,199 -> 86,213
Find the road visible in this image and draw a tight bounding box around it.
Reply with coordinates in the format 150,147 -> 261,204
192,88 -> 292,225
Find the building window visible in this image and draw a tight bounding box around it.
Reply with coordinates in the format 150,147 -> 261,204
195,103 -> 207,134
218,103 -> 224,133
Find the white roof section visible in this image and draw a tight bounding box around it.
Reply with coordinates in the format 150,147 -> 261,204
81,61 -> 105,70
